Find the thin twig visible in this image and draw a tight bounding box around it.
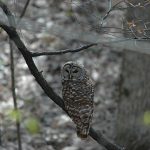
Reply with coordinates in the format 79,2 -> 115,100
1,0 -> 23,149
9,39 -> 22,150
19,0 -> 30,19
17,0 -> 31,26
31,43 -> 97,57
100,0 -> 124,28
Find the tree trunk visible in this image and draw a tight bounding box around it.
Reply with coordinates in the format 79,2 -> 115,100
116,50 -> 150,150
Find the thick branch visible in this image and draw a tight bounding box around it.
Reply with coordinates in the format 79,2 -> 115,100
0,1 -> 125,150
31,43 -> 97,57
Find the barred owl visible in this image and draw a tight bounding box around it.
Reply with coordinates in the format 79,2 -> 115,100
61,61 -> 94,139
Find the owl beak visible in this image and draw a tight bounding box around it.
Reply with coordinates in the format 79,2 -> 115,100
69,74 -> 72,79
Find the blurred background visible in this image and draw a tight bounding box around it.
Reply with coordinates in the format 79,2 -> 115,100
0,0 -> 150,150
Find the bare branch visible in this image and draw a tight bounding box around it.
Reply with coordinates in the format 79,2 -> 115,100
31,43 -> 97,57
3,0 -> 23,148
0,1 -> 16,27
90,128 -> 126,150
19,0 -> 31,19
0,1 -> 125,150
9,40 -> 22,150
100,0 -> 124,28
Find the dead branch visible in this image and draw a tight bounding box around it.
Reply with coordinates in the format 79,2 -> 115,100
31,43 -> 97,57
19,0 -> 31,19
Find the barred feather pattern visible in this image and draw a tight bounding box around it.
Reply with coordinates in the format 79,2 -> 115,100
62,79 -> 94,139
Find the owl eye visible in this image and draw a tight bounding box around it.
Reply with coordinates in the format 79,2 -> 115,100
65,69 -> 69,73
73,69 -> 78,73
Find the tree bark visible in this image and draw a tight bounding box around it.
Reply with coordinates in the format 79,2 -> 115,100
116,49 -> 150,150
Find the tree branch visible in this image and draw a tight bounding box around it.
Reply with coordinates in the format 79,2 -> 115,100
9,39 -> 22,150
31,43 -> 97,57
16,0 -> 31,26
5,0 -> 23,149
100,0 -> 124,27
0,1 -> 125,150
19,0 -> 31,19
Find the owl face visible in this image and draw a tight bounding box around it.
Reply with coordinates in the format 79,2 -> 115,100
61,62 -> 86,81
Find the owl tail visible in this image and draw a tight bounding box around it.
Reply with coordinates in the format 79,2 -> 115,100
76,127 -> 89,139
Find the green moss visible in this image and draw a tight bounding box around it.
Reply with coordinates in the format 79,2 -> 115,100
143,111 -> 150,126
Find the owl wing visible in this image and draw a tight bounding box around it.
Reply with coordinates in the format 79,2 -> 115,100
62,81 -> 94,139
76,96 -> 93,138
75,81 -> 94,138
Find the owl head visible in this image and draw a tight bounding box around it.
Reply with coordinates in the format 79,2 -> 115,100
61,61 -> 87,82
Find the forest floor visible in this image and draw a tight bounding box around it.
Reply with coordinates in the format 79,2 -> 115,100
0,0 -> 124,150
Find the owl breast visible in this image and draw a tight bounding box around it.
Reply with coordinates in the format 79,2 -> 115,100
62,80 -> 94,138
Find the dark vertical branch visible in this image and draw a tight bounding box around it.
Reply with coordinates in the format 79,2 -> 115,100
17,0 -> 31,26
19,0 -> 30,19
9,39 -> 22,150
5,0 -> 24,149
8,0 -> 31,149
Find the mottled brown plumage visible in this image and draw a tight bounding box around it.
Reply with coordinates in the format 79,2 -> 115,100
61,61 -> 94,139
